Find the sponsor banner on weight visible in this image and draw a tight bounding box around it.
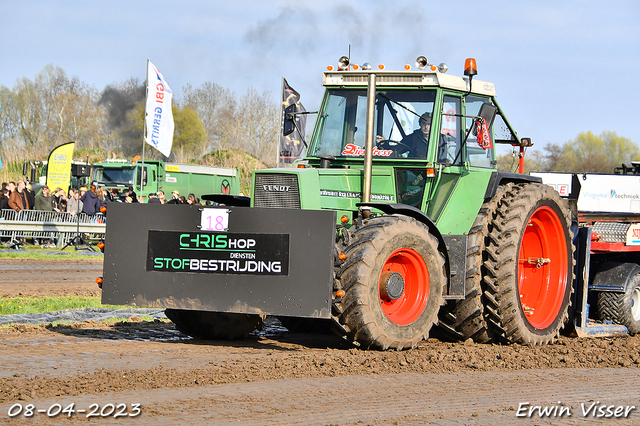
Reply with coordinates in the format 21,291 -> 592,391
147,230 -> 289,275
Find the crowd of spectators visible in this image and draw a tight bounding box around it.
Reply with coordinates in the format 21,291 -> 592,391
1,181 -> 205,214
1,181 -> 211,249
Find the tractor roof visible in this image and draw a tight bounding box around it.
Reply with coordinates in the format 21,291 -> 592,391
323,70 -> 496,97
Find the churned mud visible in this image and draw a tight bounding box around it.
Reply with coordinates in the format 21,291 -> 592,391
1,258 -> 639,425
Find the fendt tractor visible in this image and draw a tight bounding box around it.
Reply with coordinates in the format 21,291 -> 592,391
101,56 -> 637,350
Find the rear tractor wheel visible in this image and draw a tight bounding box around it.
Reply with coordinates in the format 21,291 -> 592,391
483,183 -> 573,345
333,215 -> 445,350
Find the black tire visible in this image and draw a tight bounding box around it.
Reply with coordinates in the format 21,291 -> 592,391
436,185 -> 510,343
333,215 -> 445,350
165,309 -> 264,340
598,273 -> 640,335
483,183 -> 573,345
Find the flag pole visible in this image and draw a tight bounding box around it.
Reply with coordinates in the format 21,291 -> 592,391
277,76 -> 284,168
140,59 -> 149,198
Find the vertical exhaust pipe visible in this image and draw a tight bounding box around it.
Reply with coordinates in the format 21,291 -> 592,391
362,72 -> 376,207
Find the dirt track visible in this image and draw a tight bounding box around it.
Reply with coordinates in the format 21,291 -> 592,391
1,258 -> 640,425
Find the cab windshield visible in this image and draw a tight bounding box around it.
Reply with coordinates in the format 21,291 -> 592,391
310,89 -> 436,159
91,166 -> 135,185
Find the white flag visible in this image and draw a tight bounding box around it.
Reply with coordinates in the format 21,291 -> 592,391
145,61 -> 174,157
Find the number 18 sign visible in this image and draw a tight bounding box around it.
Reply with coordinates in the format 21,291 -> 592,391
200,208 -> 230,232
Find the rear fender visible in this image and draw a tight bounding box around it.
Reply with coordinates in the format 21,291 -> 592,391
591,262 -> 640,293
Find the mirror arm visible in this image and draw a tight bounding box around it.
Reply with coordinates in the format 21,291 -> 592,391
288,116 -> 310,150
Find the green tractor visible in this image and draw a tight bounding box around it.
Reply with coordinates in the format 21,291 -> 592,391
103,56 -> 573,350
256,56 -> 572,349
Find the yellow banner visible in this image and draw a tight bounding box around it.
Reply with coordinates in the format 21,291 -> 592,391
46,142 -> 75,191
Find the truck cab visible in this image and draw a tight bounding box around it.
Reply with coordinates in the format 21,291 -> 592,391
91,159 -> 160,201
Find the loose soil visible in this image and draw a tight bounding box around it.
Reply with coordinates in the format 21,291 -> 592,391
1,258 -> 639,425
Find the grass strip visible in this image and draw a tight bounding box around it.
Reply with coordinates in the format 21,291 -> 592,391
0,296 -> 125,315
0,250 -> 103,261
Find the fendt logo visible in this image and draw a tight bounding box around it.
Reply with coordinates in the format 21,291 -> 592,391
263,185 -> 290,192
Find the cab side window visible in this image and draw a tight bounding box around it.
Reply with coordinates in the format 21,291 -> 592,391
438,96 -> 462,165
465,96 -> 495,168
395,169 -> 427,208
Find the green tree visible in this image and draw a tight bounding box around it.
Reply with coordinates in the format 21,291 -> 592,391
181,82 -> 235,152
172,105 -> 206,156
557,131 -> 639,173
116,102 -> 206,161
496,149 -> 545,174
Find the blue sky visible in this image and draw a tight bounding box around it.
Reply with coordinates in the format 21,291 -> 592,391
1,0 -> 639,155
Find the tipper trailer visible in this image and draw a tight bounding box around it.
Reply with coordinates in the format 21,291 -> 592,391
101,56 -> 630,350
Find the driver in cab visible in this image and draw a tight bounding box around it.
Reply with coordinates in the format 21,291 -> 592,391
376,112 -> 431,158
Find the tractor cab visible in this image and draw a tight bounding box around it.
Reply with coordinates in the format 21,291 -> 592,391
272,57 -> 525,235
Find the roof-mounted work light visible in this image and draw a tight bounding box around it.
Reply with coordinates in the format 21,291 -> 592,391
338,56 -> 350,70
415,56 -> 428,70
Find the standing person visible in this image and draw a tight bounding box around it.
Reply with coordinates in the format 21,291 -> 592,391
24,183 -> 36,210
34,186 -> 54,211
147,193 -> 162,204
111,189 -> 123,202
157,190 -> 167,204
52,188 -> 68,212
167,190 -> 181,204
8,180 -> 30,211
0,187 -> 9,210
186,193 -> 196,205
34,185 -> 55,246
96,187 -> 110,212
67,188 -> 83,216
80,185 -> 99,216
125,187 -> 139,203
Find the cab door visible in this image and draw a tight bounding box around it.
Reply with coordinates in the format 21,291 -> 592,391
426,94 -> 494,235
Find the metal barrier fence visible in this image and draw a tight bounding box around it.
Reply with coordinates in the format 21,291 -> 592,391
0,209 -> 106,248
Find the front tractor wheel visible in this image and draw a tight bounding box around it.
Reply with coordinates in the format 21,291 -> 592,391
334,215 -> 445,350
484,183 -> 573,345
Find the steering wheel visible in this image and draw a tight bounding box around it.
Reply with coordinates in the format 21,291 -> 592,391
439,133 -> 456,143
376,139 -> 412,156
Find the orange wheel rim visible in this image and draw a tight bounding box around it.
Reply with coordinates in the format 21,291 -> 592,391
518,206 -> 568,329
379,248 -> 429,325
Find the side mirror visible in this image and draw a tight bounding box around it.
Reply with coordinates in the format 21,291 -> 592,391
478,103 -> 497,129
520,137 -> 533,147
283,104 -> 296,136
